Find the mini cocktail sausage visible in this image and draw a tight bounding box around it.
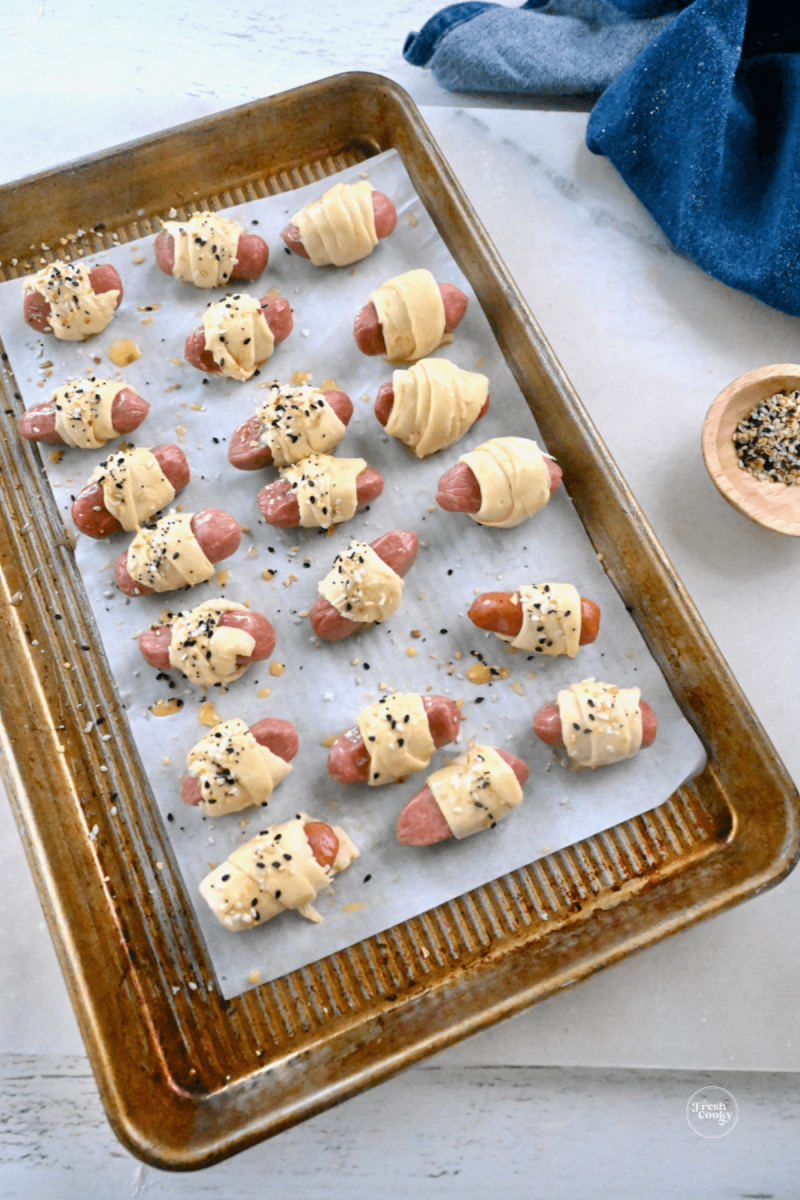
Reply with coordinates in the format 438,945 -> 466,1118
397,745 -> 530,845
327,694 -> 461,785
184,294 -> 292,378
181,716 -> 299,811
199,813 -> 360,929
155,212 -> 268,286
281,184 -> 397,264
228,387 -> 353,471
139,600 -> 276,686
24,261 -> 123,339
71,444 -> 190,538
257,459 -> 384,528
532,680 -> 657,769
19,381 -> 148,446
436,437 -> 561,527
468,586 -> 601,657
114,509 -> 241,595
309,529 -> 418,641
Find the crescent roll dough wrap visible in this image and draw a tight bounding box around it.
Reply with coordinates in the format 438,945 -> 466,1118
199,814 -> 360,930
427,742 -> 524,839
167,598 -> 256,686
369,268 -> 449,363
51,378 -> 125,449
126,513 -> 214,592
458,437 -> 552,528
497,583 -> 581,658
90,447 -> 175,532
357,693 -> 436,785
557,679 -> 643,769
255,382 -> 347,467
25,261 -> 119,340
318,540 -> 404,624
291,180 -> 378,267
187,718 -> 291,817
387,358 -> 489,458
202,294 -> 275,381
279,453 -> 366,529
162,212 -> 241,288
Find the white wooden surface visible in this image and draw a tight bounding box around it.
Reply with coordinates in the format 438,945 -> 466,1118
3,0 -> 800,1192
3,1057 -> 798,1199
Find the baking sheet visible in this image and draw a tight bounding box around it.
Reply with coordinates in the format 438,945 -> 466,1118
0,150 -> 705,999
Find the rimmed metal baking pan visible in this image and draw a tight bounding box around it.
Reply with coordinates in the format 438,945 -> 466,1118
0,73 -> 796,1169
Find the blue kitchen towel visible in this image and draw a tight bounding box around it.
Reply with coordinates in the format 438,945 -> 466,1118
403,0 -> 685,95
586,0 -> 800,317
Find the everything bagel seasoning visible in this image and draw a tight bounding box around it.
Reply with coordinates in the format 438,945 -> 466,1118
734,389 -> 800,484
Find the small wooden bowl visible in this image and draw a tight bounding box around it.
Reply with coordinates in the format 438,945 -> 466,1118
702,363 -> 800,536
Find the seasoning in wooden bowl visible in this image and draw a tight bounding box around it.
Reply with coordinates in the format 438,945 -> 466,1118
702,363 -> 800,535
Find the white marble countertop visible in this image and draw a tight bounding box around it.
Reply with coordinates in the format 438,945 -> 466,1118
2,0 -> 799,1193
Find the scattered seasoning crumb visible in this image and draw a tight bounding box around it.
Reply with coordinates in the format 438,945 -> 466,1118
150,697 -> 184,717
361,393 -> 371,404
198,700 -> 222,727
269,662 -> 284,677
257,687 -> 271,699
47,450 -> 64,464
248,970 -> 261,985
466,662 -> 510,684
321,734 -> 337,748
405,647 -> 417,658
132,256 -> 145,265
215,568 -> 230,588
410,629 -> 421,638
246,545 -> 258,559
162,757 -> 171,766
406,212 -> 418,227
342,902 -> 366,913
189,403 -> 205,412
511,681 -> 525,696
597,552 -> 604,561
108,339 -> 141,367
156,862 -> 164,870
262,568 -> 276,581
454,651 -> 462,660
